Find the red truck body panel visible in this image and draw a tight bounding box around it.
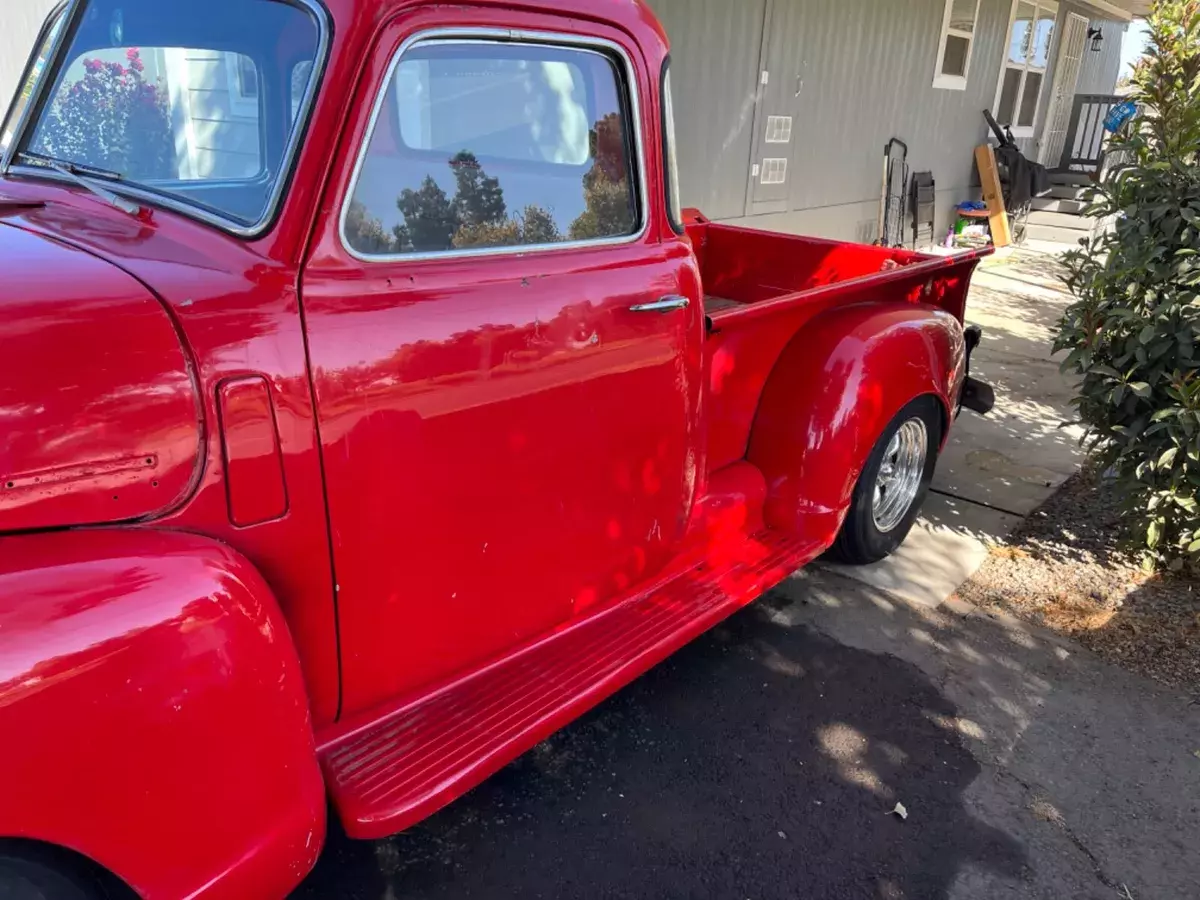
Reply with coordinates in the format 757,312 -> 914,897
0,223 -> 201,533
0,530 -> 325,900
0,0 -> 989,895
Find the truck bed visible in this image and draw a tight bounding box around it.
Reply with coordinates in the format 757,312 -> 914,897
683,212 -> 990,471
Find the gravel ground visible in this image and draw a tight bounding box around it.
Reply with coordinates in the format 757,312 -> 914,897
957,463 -> 1200,697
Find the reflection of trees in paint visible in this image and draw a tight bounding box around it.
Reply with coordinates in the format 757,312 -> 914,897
345,118 -> 637,256
568,113 -> 636,242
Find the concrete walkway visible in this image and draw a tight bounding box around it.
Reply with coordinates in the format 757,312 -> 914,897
820,247 -> 1084,608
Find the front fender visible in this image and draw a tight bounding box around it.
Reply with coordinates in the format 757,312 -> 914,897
747,303 -> 964,542
0,529 -> 325,900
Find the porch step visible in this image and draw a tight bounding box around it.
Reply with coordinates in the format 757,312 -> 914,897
1046,184 -> 1092,201
1031,197 -> 1088,215
1027,209 -> 1092,230
1024,222 -> 1090,246
1049,171 -> 1094,186
320,528 -> 823,839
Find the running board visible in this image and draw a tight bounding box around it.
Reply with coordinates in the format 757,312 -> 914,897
320,529 -> 823,839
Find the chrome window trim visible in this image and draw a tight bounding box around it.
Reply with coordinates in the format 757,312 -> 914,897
1,0 -> 331,240
1,0 -> 77,172
338,27 -> 650,264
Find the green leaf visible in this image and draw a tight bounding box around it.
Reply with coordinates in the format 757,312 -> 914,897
1140,324 -> 1158,344
1131,381 -> 1153,398
1148,519 -> 1162,549
1189,537 -> 1200,553
1160,446 -> 1180,469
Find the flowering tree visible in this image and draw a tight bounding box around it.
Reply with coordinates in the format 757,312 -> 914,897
34,49 -> 174,179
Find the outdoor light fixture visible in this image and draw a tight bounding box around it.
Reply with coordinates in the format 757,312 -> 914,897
1088,27 -> 1104,53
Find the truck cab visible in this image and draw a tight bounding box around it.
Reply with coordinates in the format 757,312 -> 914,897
0,1 -> 991,897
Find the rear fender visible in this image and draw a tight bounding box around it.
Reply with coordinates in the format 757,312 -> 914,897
0,529 -> 325,900
746,303 -> 964,542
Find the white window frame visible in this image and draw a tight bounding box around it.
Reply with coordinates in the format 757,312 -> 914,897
225,53 -> 260,119
993,0 -> 1059,138
932,0 -> 981,91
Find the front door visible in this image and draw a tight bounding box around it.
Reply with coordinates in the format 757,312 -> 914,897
1039,12 -> 1089,168
300,11 -> 703,716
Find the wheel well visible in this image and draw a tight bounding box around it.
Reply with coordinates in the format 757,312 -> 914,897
0,838 -> 137,899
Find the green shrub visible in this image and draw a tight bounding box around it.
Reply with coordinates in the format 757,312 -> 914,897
1055,0 -> 1200,567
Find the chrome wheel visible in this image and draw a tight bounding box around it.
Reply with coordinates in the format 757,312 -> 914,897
872,418 -> 928,533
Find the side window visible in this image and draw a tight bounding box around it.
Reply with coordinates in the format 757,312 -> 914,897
932,0 -> 981,90
343,38 -> 641,258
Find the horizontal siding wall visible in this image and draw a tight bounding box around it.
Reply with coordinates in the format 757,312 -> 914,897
1074,15 -> 1128,94
1028,5 -> 1127,165
654,0 -> 768,221
649,0 -> 1044,243
0,0 -> 60,121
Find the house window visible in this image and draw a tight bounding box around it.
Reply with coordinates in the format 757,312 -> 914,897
225,53 -> 260,118
994,0 -> 1057,135
933,0 -> 981,90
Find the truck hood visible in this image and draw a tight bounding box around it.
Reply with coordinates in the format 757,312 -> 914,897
0,222 -> 201,533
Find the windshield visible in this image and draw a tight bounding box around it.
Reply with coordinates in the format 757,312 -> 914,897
17,0 -> 324,230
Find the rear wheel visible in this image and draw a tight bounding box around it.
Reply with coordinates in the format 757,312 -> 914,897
829,397 -> 942,565
0,846 -> 117,900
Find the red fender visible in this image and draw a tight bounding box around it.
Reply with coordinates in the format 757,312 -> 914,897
747,303 -> 964,544
0,529 -> 325,900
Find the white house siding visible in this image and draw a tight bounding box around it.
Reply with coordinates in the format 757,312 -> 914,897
162,50 -> 261,180
0,0 -> 60,121
647,0 -> 1126,243
1074,15 -> 1129,92
1024,5 -> 1128,159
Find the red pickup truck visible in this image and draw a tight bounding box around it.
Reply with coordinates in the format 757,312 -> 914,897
0,0 -> 993,896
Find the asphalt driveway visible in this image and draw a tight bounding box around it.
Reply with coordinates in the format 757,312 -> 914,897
295,586 -> 1025,900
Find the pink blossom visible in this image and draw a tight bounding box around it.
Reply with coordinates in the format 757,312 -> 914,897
130,58 -> 145,73
125,47 -> 140,61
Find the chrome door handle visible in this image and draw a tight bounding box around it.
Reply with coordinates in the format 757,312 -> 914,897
630,295 -> 690,313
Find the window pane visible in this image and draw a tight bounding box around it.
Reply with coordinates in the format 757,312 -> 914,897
941,34 -> 971,77
34,48 -> 263,182
1009,2 -> 1037,64
997,67 -> 1023,124
291,60 -> 313,123
345,41 -> 639,256
950,0 -> 979,33
22,0 -> 322,227
1033,7 -> 1056,68
1018,71 -> 1043,126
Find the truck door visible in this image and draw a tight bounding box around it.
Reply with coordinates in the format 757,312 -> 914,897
300,12 -> 704,716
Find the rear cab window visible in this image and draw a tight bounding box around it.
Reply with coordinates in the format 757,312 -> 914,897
342,35 -> 644,258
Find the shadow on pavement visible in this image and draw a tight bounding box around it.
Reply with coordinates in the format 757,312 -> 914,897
294,597 -> 1025,899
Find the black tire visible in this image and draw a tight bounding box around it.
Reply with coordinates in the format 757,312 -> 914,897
829,396 -> 943,565
0,847 -> 112,900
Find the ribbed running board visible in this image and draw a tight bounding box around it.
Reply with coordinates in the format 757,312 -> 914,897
320,529 -> 822,838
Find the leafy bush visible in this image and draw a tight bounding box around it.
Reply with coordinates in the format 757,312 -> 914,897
1055,0 -> 1200,567
33,48 -> 173,179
